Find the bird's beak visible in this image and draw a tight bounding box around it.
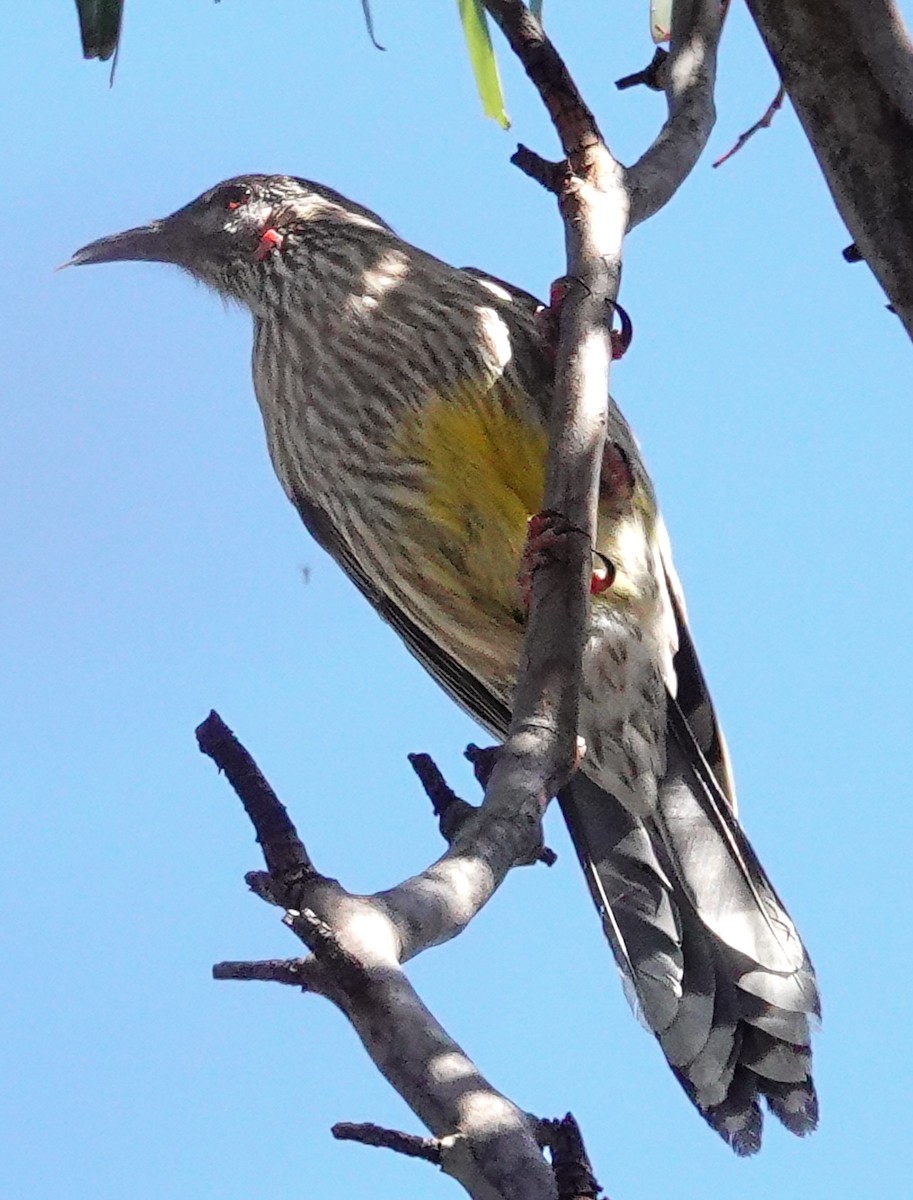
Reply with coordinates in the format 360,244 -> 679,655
63,219 -> 182,269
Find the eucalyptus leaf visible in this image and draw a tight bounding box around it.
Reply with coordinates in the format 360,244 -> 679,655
650,0 -> 673,42
74,0 -> 124,61
457,0 -> 510,129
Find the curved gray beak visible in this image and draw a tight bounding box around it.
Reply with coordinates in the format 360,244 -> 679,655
63,220 -> 179,269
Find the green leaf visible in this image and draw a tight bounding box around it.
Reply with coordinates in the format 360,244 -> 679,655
457,0 -> 509,129
74,0 -> 124,61
650,0 -> 673,43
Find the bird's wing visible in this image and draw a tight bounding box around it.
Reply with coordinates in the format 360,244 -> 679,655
291,488 -> 512,739
458,267 -> 544,315
656,520 -> 738,812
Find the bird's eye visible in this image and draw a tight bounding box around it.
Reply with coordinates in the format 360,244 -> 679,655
220,184 -> 252,212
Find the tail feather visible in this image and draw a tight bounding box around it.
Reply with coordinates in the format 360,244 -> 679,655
759,1078 -> 819,1137
655,909 -> 716,1067
566,776 -> 684,1034
696,1067 -> 764,1156
737,965 -> 819,1015
659,700 -> 807,975
739,991 -> 813,1042
740,1026 -> 811,1083
557,701 -> 818,1153
662,906 -> 740,1098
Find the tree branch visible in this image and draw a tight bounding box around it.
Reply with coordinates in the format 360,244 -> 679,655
481,1 -> 608,172
626,0 -> 724,227
196,709 -> 311,876
538,1115 -> 603,1200
712,84 -> 785,168
408,749 -> 557,864
332,1121 -> 444,1164
201,711 -> 556,1200
615,47 -> 669,93
745,0 -> 913,336
212,957 -> 314,986
478,2 -> 625,893
475,0 -> 724,898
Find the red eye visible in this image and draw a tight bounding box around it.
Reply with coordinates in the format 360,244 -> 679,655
221,184 -> 251,212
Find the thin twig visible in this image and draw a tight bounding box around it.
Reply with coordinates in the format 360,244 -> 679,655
408,752 -> 462,817
358,0 -> 386,50
464,743 -> 503,789
539,1115 -> 603,1200
196,710 -> 311,876
407,752 -> 476,844
512,146 -> 566,193
615,48 -> 668,92
332,1122 -> 443,1164
626,0 -> 725,226
408,748 -> 557,864
712,84 -> 786,167
212,957 -> 311,985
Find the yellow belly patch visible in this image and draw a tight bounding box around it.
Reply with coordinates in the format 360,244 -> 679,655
396,381 -> 659,632
400,383 -> 547,617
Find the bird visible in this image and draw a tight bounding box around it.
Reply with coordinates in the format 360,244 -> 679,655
69,174 -> 819,1154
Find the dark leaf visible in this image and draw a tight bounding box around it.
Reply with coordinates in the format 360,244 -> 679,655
74,0 -> 124,62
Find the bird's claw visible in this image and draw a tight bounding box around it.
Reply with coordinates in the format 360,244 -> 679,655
536,276 -> 633,361
518,510 -> 615,609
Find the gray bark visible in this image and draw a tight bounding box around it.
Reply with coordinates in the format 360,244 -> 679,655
745,0 -> 913,339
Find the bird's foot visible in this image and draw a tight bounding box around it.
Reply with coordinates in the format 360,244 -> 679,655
535,276 -> 633,361
518,510 -> 615,608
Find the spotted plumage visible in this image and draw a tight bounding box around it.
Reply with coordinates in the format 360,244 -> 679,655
70,174 -> 819,1153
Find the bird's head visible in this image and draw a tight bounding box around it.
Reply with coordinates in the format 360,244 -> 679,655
67,174 -> 391,306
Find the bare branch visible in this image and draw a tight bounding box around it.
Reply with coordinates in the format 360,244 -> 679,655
332,1121 -> 444,1164
511,146 -> 565,193
615,48 -> 669,92
627,0 -> 724,226
409,748 -> 557,865
479,3 -> 626,878
407,751 -> 477,843
745,0 -> 913,336
196,710 -> 311,876
212,957 -> 312,986
202,714 -> 556,1200
538,1115 -> 603,1200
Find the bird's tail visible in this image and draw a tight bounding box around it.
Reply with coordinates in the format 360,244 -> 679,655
558,698 -> 819,1155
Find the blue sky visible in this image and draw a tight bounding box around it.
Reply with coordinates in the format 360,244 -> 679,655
4,3 -> 912,1197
